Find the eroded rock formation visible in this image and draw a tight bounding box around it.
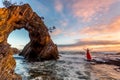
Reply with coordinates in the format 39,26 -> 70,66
0,4 -> 59,60
0,4 -> 59,79
0,44 -> 21,79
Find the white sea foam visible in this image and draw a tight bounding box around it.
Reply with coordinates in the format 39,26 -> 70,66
14,52 -> 97,80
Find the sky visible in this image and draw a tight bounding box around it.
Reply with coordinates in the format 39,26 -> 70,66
1,0 -> 120,52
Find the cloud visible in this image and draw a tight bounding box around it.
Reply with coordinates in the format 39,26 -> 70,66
80,16 -> 120,35
51,29 -> 62,36
54,0 -> 63,13
70,0 -> 119,21
59,20 -> 68,27
58,40 -> 120,47
62,15 -> 120,52
64,32 -> 77,37
76,40 -> 120,46
81,32 -> 120,41
58,39 -> 120,52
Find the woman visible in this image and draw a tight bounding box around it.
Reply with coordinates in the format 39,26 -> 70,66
84,48 -> 92,61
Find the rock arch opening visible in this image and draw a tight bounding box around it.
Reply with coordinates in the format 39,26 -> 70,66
8,28 -> 30,51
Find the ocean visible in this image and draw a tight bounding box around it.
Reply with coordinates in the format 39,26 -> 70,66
13,51 -> 99,80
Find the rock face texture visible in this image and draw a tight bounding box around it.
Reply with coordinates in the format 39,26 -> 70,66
0,4 -> 59,79
0,44 -> 21,80
12,47 -> 21,54
0,4 -> 59,61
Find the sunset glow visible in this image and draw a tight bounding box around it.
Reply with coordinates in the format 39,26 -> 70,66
0,0 -> 120,52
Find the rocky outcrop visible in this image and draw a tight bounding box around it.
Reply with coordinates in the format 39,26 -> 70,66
0,44 -> 21,80
0,4 -> 59,61
0,4 -> 59,79
11,47 -> 21,54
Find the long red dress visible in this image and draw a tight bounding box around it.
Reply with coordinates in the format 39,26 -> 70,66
86,49 -> 92,60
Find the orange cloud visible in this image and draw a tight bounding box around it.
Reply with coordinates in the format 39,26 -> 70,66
54,0 -> 63,13
80,16 -> 120,35
58,40 -> 120,52
58,44 -> 120,52
71,0 -> 119,21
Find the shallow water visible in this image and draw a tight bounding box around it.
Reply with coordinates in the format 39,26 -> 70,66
13,52 -> 96,80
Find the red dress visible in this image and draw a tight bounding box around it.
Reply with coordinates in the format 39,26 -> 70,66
86,49 -> 92,60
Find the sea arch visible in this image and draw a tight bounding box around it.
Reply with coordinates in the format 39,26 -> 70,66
0,4 -> 59,61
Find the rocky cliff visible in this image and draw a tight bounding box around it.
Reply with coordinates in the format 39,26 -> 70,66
0,44 -> 21,79
0,4 -> 59,79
